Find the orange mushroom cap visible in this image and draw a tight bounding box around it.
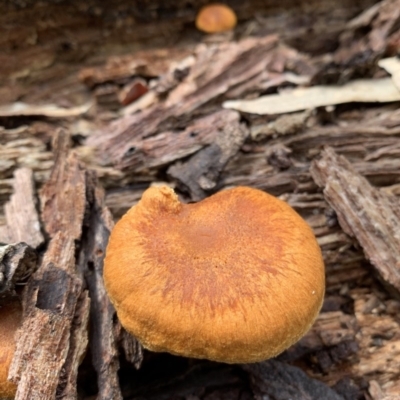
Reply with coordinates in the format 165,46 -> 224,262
0,298 -> 21,399
195,4 -> 237,34
104,186 -> 325,363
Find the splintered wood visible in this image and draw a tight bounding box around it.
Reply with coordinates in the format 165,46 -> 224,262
311,148 -> 400,295
1,168 -> 44,248
3,132 -> 141,400
87,35 -> 278,170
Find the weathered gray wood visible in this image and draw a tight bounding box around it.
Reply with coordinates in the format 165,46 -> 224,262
2,168 -> 44,248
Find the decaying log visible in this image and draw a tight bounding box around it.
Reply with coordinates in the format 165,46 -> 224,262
310,147 -> 400,296
1,0 -> 400,398
79,48 -> 192,89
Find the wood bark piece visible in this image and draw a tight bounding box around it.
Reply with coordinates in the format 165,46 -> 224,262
79,48 -> 192,88
111,109 -> 245,174
1,130 -> 142,399
2,168 -> 44,248
315,0 -> 400,83
56,291 -> 90,400
167,109 -> 248,200
40,131 -> 86,242
243,360 -> 345,400
9,232 -> 89,400
78,171 -> 142,400
0,124 -> 54,206
88,35 -> 278,169
115,326 -> 143,369
310,147 -> 400,295
9,131 -> 90,400
0,242 -> 38,295
350,290 -> 400,388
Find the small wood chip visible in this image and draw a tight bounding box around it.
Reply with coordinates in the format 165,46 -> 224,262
3,168 -> 44,248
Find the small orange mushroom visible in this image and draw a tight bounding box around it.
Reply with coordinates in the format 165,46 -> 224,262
104,186 -> 325,363
195,4 -> 237,34
0,298 -> 21,399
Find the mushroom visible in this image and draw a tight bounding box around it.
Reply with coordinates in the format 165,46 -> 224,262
0,298 -> 21,399
104,186 -> 325,363
195,4 -> 237,34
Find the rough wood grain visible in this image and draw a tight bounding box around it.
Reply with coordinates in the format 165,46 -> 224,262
168,110 -> 248,200
2,168 -> 44,248
78,171 -> 142,400
0,0 -> 375,105
317,0 -> 400,84
56,291 -> 90,400
0,124 -> 54,208
310,147 -> 400,296
10,132 -> 89,399
9,232 -> 88,400
40,131 -> 86,242
0,242 -> 38,295
8,131 -> 90,400
88,35 -> 278,169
